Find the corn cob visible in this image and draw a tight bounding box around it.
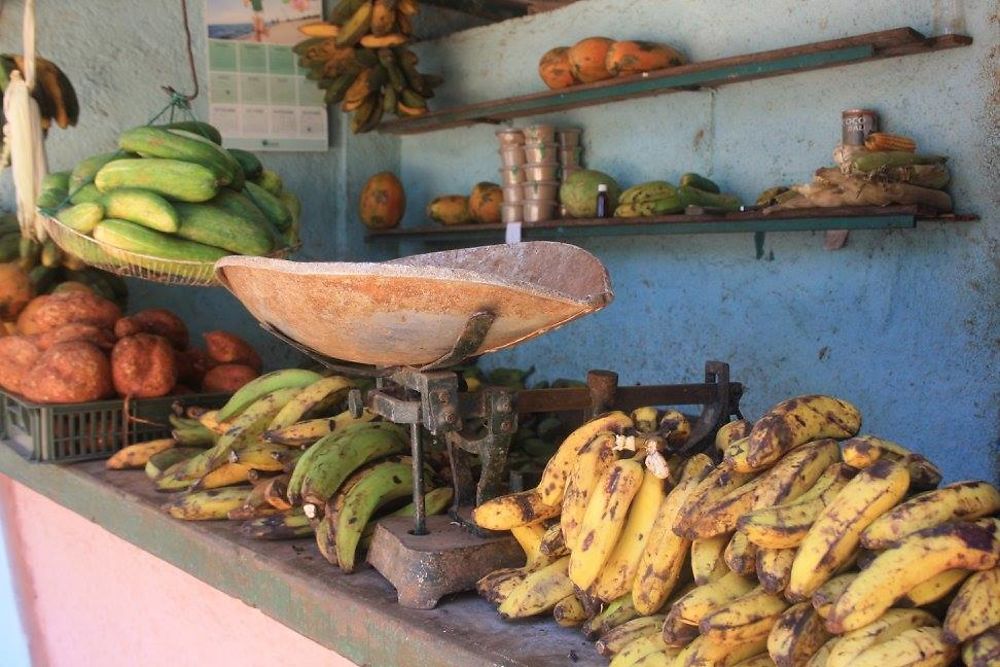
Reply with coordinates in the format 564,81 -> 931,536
864,132 -> 916,152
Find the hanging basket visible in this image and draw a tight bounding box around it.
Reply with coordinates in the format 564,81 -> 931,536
40,212 -> 296,287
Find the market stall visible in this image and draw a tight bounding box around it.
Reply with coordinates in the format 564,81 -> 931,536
0,1 -> 998,666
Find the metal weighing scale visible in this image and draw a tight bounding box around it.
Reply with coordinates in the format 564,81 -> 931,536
217,242 -> 743,609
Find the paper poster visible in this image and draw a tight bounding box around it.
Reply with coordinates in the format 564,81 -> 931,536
205,0 -> 328,151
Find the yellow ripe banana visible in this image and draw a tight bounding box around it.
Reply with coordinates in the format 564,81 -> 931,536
510,522 -> 550,570
692,533 -> 733,585
562,432 -> 618,550
676,635 -> 768,667
261,474 -> 293,510
203,387 -> 303,472
229,439 -> 289,471
370,0 -> 397,36
786,458 -> 910,602
478,568 -> 529,606
267,375 -> 355,430
552,594 -> 589,627
861,481 -> 1000,550
684,439 -> 841,539
264,408 -> 377,446
826,519 -> 1000,633
896,568 -> 968,608
569,458 -> 645,590
631,406 -> 661,433
730,655 -> 775,667
661,606 -> 699,647
163,486 -> 254,520
724,529 -> 759,577
851,626 -> 956,667
756,547 -> 795,594
730,395 -> 861,472
583,593 -> 639,640
841,435 -> 885,468
942,566 -> 1000,644
597,615 -> 666,657
673,464 -> 757,539
699,586 -> 789,646
673,570 -> 757,626
631,455 -> 713,614
716,420 -> 752,456
537,411 -> 633,506
657,409 -> 691,447
591,467 -> 667,602
608,634 -> 671,667
739,463 -> 856,549
473,488 -> 560,531
962,625 -> 1000,667
805,637 -> 837,667
766,602 -> 830,667
497,556 -> 574,619
106,438 -> 174,470
194,462 -> 252,490
811,573 -> 857,619
539,522 -> 569,559
299,21 -> 340,37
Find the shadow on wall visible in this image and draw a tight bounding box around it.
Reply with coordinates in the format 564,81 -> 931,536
0,515 -> 31,667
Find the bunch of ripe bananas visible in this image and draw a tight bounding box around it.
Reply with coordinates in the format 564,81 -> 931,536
107,368 -> 453,572
294,0 -> 442,133
0,54 -> 79,133
473,395 -> 1000,667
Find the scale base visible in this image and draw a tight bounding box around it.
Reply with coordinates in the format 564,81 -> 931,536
367,515 -> 523,609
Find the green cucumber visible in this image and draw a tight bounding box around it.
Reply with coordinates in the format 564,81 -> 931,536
94,159 -> 220,203
119,126 -> 236,186
56,202 -> 104,233
228,149 -> 263,180
156,120 -> 223,145
280,191 -> 301,226
253,169 -> 284,197
93,219 -> 230,262
244,181 -> 291,231
70,152 -> 119,191
28,265 -> 62,294
41,171 -> 71,193
849,151 -> 946,173
69,183 -> 105,205
101,189 -> 179,233
173,202 -> 273,255
211,190 -> 282,248
37,187 -> 67,209
679,173 -> 720,194
0,232 -> 21,262
166,129 -> 245,189
676,186 -> 741,211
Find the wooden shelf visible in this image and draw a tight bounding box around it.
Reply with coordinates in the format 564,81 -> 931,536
379,28 -> 971,135
365,206 -> 978,244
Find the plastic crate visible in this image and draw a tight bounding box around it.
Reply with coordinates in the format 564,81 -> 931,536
0,390 -> 228,463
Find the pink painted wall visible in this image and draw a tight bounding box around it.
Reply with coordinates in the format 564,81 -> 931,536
0,478 -> 358,667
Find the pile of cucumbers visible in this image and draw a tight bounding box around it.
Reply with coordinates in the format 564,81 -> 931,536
39,120 -> 301,273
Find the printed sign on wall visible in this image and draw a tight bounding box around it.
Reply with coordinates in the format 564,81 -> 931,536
205,0 -> 328,151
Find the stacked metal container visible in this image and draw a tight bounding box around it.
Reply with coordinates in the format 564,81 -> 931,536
498,125 -> 584,223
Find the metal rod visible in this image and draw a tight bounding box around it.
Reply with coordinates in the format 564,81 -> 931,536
410,421 -> 427,536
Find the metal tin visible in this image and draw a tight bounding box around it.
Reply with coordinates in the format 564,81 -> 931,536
522,199 -> 557,223
522,180 -> 560,201
495,129 -> 525,146
557,128 -> 582,147
499,146 -> 526,167
501,203 -> 523,223
522,162 -> 559,181
842,109 -> 879,146
502,185 -> 525,204
523,124 -> 557,143
523,142 -> 558,163
499,165 -> 525,185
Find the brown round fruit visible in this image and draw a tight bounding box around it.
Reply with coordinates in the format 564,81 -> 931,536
111,333 -> 178,398
538,46 -> 576,90
0,262 -> 34,321
469,182 -> 503,224
360,172 -> 406,229
568,37 -> 615,83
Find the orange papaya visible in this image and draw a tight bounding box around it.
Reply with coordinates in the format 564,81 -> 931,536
469,182 -> 502,224
567,37 -> 615,83
605,40 -> 686,77
359,172 -> 406,229
427,195 -> 471,225
538,46 -> 576,90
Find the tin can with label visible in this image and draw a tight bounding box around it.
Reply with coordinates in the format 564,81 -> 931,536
842,109 -> 879,145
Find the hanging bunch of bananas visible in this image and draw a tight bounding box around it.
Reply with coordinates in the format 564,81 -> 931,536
473,395 -> 1000,667
0,54 -> 79,158
108,368 -> 455,572
293,0 -> 442,133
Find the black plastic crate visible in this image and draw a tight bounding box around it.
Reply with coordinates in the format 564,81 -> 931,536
1,390 -> 228,463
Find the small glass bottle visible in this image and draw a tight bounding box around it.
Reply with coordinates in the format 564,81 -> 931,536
596,184 -> 610,218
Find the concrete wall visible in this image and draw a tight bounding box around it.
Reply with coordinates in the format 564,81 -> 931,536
400,0 -> 1000,484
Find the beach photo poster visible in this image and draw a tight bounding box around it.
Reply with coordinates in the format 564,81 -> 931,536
205,0 -> 328,151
